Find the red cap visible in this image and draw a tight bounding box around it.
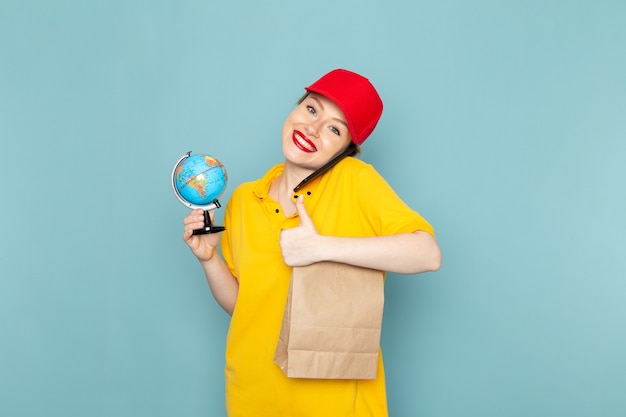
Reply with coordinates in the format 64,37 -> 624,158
305,69 -> 383,145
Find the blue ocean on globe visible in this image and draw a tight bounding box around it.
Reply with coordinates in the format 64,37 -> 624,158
174,154 -> 227,206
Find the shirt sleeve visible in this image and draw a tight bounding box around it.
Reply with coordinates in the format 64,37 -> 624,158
220,188 -> 238,280
353,163 -> 435,237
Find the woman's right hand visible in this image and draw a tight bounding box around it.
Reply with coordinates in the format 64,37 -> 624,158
182,209 -> 221,262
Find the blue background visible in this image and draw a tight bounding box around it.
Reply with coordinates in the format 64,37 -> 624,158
1,1 -> 624,416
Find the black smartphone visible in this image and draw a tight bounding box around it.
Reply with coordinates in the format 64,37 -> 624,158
293,143 -> 357,192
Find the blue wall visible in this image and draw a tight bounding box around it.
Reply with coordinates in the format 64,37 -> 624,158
1,1 -> 625,416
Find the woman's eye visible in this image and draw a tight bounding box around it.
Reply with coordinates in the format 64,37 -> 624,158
306,105 -> 316,115
330,126 -> 340,136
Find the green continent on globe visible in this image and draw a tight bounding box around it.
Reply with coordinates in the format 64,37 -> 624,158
188,176 -> 208,198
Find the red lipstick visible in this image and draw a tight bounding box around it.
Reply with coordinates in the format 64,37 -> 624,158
292,130 -> 317,153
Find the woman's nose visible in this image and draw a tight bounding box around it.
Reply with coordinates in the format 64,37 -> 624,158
304,120 -> 321,137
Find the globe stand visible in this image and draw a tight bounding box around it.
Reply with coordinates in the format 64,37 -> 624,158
193,200 -> 226,235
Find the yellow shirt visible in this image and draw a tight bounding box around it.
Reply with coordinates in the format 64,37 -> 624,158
220,157 -> 434,417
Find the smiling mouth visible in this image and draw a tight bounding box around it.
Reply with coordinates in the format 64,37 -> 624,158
293,130 -> 317,152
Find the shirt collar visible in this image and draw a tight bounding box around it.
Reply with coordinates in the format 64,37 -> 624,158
252,162 -> 325,202
253,163 -> 284,200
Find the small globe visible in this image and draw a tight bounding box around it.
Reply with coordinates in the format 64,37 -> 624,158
172,152 -> 228,209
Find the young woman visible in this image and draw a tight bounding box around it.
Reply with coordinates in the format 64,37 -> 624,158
183,68 -> 441,416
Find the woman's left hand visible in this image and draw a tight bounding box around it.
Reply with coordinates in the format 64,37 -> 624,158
279,196 -> 324,267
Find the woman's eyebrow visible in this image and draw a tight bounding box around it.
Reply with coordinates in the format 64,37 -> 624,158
309,95 -> 325,110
